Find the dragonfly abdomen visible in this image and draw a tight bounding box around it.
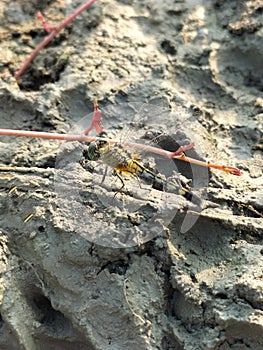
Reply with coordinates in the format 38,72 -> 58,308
136,162 -> 202,206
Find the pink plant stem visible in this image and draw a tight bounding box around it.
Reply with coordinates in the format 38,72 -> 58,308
14,0 -> 97,78
0,128 -> 241,175
175,154 -> 242,176
0,128 -> 191,156
0,129 -> 96,142
83,99 -> 103,135
36,11 -> 53,33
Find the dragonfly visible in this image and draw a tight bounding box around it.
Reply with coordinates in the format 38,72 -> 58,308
83,132 -> 202,206
82,100 -> 241,175
79,100 -> 241,207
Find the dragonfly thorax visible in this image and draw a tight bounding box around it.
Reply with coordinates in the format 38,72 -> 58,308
100,143 -> 134,171
86,131 -> 137,173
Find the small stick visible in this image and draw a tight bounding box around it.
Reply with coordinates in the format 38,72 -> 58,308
14,0 -> 97,78
123,278 -> 151,326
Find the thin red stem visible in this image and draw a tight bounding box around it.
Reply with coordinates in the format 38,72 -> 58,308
0,129 -> 96,143
0,128 -> 241,176
174,153 -> 241,176
14,0 -> 97,78
36,11 -> 53,33
83,99 -> 103,135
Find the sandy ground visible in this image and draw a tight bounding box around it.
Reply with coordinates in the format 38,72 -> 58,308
0,0 -> 262,349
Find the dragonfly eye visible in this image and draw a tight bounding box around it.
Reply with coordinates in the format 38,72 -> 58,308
87,141 -> 100,161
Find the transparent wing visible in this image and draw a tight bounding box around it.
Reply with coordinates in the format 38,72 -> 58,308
54,102 -> 209,248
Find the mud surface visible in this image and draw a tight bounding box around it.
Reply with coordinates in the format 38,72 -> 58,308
0,1 -> 262,349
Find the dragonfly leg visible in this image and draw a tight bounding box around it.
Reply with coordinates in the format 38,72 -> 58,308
101,166 -> 108,184
133,173 -> 142,189
113,170 -> 125,198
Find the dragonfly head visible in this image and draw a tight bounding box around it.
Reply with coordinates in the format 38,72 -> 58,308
86,134 -> 109,161
86,141 -> 100,161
